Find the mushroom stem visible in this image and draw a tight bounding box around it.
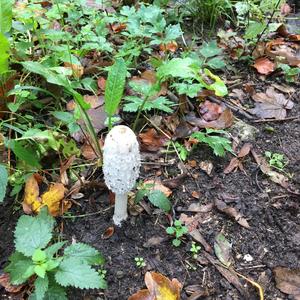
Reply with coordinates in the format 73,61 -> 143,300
113,193 -> 128,226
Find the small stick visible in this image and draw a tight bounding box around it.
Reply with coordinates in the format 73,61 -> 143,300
252,115 -> 300,123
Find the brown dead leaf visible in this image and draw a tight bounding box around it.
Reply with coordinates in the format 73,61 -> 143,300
111,22 -> 126,33
249,87 -> 294,119
81,138 -> 103,160
162,174 -> 188,189
101,226 -> 115,239
214,198 -> 250,228
159,41 -> 178,53
274,267 -> 300,298
199,100 -> 223,121
64,62 -> 84,79
251,149 -> 289,188
144,179 -> 172,197
191,191 -> 200,199
143,236 -> 167,248
0,273 -> 24,293
129,272 -> 182,300
199,160 -> 213,175
253,57 -> 275,75
186,203 -> 213,213
139,128 -> 169,152
97,77 -> 106,91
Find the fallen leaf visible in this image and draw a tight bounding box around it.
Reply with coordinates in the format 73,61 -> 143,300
199,100 -> 223,121
139,129 -> 169,152
64,62 -> 84,79
97,77 -> 106,91
101,226 -> 115,239
214,198 -> 250,228
159,41 -> 178,52
143,180 -> 172,197
129,272 -> 182,300
22,175 -> 40,214
191,191 -> 200,199
186,203 -> 213,213
274,267 -> 300,298
111,22 -> 126,33
253,57 -> 275,75
143,236 -> 167,248
0,273 -> 24,293
162,174 -> 188,189
214,233 -> 232,267
81,138 -> 103,160
249,87 -> 294,119
199,160 -> 213,175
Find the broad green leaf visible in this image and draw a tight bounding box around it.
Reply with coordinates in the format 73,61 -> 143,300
0,0 -> 12,33
104,58 -> 127,117
166,227 -> 175,235
0,164 -> 8,203
200,41 -> 222,58
32,249 -> 47,263
33,275 -> 49,300
244,21 -> 265,40
5,252 -> 35,285
52,111 -> 74,123
148,190 -> 171,212
8,140 -> 41,168
164,24 -> 182,42
55,258 -> 105,289
14,208 -> 55,256
63,243 -> 105,265
214,233 -> 232,267
35,265 -> 47,278
204,68 -> 228,96
207,57 -> 226,70
0,33 -> 9,74
157,58 -> 195,80
45,241 -> 67,258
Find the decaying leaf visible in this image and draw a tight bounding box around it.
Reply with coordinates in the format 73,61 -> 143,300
251,149 -> 289,188
274,267 -> 300,298
64,62 -> 84,79
143,180 -> 172,197
199,100 -> 223,121
253,57 -> 275,75
249,87 -> 294,119
214,233 -> 232,268
0,273 -> 24,293
139,129 -> 169,152
101,226 -> 115,239
128,272 -> 182,300
199,160 -> 213,175
23,175 -> 70,216
214,198 -> 250,228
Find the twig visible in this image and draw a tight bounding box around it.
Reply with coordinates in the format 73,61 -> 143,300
252,115 -> 300,123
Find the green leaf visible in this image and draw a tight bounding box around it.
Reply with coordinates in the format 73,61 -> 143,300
5,252 -> 35,285
172,239 -> 181,247
63,243 -> 105,265
207,57 -> 226,70
104,58 -> 127,117
14,207 -> 55,256
45,241 -> 67,258
148,190 -> 171,212
214,233 -> 232,267
0,33 -> 9,74
200,41 -> 222,58
33,275 -> 49,300
164,24 -> 182,42
166,227 -> 175,235
244,21 -> 265,40
0,0 -> 12,33
204,68 -> 228,97
0,164 -> 8,203
157,58 -> 195,80
35,265 -> 47,278
52,111 -> 74,123
55,258 -> 104,289
8,140 -> 41,168
32,249 -> 47,263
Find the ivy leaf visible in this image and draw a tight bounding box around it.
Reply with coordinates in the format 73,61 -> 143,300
63,243 -> 105,265
55,258 -> 106,289
14,207 -> 55,256
4,252 -> 35,285
104,58 -> 127,117
33,275 -> 49,300
200,41 -> 222,58
148,190 -> 171,212
0,164 -> 8,203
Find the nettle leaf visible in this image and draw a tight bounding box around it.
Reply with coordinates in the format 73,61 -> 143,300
0,164 -> 8,203
45,241 -> 67,258
5,252 -> 35,285
207,57 -> 226,70
63,243 -> 105,265
164,24 -> 182,42
157,58 -> 196,80
0,0 -> 12,33
104,58 -> 127,117
34,275 -> 49,300
200,41 -> 222,58
15,208 -> 55,256
244,21 -> 265,40
55,258 -> 105,289
148,190 -> 171,212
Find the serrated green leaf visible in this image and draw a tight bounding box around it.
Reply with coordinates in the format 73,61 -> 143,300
15,208 -> 55,256
200,41 -> 222,58
33,274 -> 49,300
45,241 -> 67,258
32,249 -> 47,263
0,164 -> 8,203
172,239 -> 181,247
0,0 -> 12,34
207,57 -> 226,70
63,243 -> 105,265
8,140 -> 41,168
164,24 -> 182,42
214,233 -> 232,267
148,190 -> 171,212
55,258 -> 103,289
104,58 -> 127,117
0,33 -> 9,74
5,252 -> 35,285
35,265 -> 47,278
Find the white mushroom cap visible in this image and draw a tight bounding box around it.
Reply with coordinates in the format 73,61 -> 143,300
103,125 -> 140,194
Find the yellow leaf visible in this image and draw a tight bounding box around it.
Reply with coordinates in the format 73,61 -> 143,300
22,175 -> 41,214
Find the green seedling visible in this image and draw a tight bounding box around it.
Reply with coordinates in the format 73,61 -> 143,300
265,151 -> 288,171
190,242 -> 201,259
166,220 -> 188,247
134,257 -> 146,268
98,268 -> 107,280
5,207 -> 106,299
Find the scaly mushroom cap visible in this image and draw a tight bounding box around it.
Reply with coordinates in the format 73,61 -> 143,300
103,125 -> 140,194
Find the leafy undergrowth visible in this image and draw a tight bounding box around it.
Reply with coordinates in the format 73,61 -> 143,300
0,0 -> 300,299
